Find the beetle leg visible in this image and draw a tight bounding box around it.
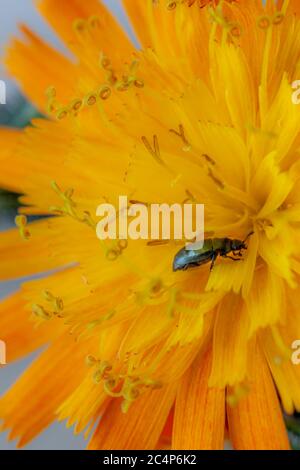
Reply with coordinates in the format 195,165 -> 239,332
224,255 -> 243,262
210,253 -> 218,271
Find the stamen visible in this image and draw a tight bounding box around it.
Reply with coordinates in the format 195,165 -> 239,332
32,304 -> 51,320
169,124 -> 191,152
142,135 -> 164,165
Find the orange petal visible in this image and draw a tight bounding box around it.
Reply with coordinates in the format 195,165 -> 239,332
227,344 -> 290,450
88,383 -> 177,450
0,290 -> 63,363
172,348 -> 225,450
5,25 -> 76,112
0,332 -> 90,447
36,0 -> 133,61
209,293 -> 250,388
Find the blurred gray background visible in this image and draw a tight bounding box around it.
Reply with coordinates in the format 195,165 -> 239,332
0,0 -> 133,450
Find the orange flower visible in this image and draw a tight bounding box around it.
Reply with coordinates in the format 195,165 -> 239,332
0,0 -> 299,450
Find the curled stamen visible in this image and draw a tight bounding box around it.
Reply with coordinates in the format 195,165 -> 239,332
45,86 -> 56,99
84,93 -> 98,106
134,79 -> 144,88
56,108 -> 69,120
106,249 -> 121,261
86,355 -> 98,367
99,53 -> 111,70
167,0 -> 178,10
70,99 -> 83,113
98,85 -> 111,100
89,15 -> 101,29
229,22 -> 243,38
272,12 -> 284,25
257,15 -> 271,29
73,19 -> 87,34
118,240 -> 128,251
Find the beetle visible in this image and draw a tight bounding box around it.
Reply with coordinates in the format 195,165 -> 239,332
173,232 -> 254,272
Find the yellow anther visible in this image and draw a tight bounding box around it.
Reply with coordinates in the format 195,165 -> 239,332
56,108 -> 69,120
257,15 -> 271,29
32,304 -> 51,320
98,85 -> 111,100
15,215 -> 31,240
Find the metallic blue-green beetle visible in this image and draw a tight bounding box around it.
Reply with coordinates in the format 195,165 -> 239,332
173,233 -> 253,272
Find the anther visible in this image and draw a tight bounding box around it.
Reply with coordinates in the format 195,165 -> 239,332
32,304 -> 51,320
